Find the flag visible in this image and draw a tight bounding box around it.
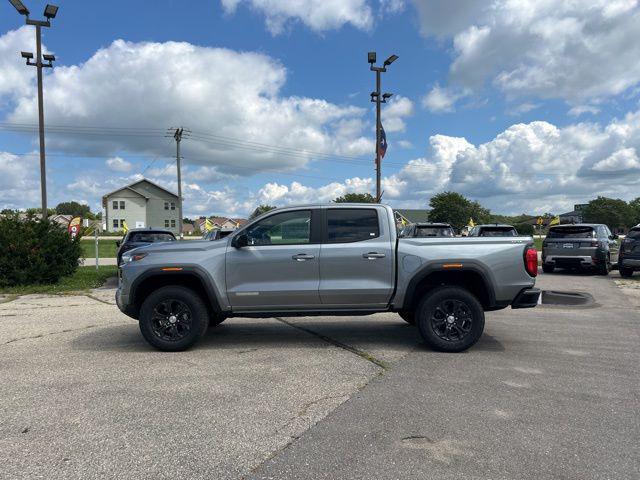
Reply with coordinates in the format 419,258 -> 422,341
122,220 -> 129,233
550,216 -> 560,226
468,218 -> 475,228
377,124 -> 387,159
204,218 -> 214,232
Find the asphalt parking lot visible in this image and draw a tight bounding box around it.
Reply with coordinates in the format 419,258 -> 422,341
1,271 -> 638,479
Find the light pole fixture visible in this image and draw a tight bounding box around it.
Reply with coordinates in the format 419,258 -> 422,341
368,51 -> 398,203
9,1 -> 60,220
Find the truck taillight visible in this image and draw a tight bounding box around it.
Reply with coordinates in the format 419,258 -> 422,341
525,247 -> 538,277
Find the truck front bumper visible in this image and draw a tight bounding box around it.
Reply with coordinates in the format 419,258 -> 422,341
511,288 -> 541,309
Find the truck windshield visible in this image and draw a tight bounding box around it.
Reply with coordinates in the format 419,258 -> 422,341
129,233 -> 176,243
547,226 -> 595,238
415,227 -> 453,237
480,227 -> 517,237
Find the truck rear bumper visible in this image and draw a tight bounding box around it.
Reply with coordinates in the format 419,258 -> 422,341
544,255 -> 595,267
620,258 -> 640,269
511,288 -> 541,309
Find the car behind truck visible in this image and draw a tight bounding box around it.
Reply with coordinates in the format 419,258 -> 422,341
117,204 -> 540,352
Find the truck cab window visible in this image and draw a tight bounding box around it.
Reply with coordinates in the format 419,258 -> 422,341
327,209 -> 379,243
246,210 -> 311,246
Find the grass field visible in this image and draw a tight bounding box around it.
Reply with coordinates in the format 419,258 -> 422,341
81,239 -> 119,258
0,266 -> 118,295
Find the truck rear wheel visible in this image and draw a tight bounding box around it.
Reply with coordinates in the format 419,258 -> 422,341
139,286 -> 209,351
619,267 -> 634,278
416,286 -> 485,353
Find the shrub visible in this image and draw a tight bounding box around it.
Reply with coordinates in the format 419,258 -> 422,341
514,223 -> 534,235
0,214 -> 83,287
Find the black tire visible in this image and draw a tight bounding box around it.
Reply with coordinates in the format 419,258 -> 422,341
619,267 -> 634,278
542,264 -> 554,274
399,311 -> 415,325
139,286 -> 209,351
416,286 -> 485,353
597,255 -> 611,276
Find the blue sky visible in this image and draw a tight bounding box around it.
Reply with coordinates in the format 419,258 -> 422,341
1,0 -> 639,217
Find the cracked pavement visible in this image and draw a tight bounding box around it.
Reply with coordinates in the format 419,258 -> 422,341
1,272 -> 638,479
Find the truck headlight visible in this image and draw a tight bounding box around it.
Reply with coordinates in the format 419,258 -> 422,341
121,252 -> 148,264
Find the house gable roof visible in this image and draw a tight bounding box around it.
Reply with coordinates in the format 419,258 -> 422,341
102,178 -> 177,203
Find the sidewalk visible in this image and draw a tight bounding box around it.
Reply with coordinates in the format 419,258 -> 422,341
82,257 -> 118,266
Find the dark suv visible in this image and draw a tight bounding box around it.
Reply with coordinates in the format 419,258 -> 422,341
116,228 -> 176,265
542,224 -> 619,275
400,223 -> 455,238
619,225 -> 640,277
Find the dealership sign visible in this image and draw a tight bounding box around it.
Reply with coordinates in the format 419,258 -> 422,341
68,217 -> 82,239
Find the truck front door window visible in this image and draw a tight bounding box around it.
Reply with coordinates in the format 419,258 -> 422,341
246,210 -> 311,245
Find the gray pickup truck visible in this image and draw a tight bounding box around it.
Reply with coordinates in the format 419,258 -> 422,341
116,204 -> 540,352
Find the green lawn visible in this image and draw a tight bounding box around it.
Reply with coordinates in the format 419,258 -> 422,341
0,266 -> 118,295
81,239 -> 118,258
534,237 -> 543,250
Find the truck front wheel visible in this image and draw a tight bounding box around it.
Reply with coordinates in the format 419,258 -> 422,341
139,286 -> 209,351
416,286 -> 485,353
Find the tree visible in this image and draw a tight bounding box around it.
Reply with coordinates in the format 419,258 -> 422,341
428,192 -> 491,231
629,197 -> 640,226
583,196 -> 634,229
333,193 -> 376,203
249,204 -> 276,220
55,201 -> 91,218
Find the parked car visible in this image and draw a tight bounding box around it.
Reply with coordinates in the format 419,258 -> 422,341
468,224 -> 518,237
202,228 -> 235,241
117,204 -> 540,353
116,228 -> 176,266
400,223 -> 455,238
619,225 -> 640,277
541,224 -> 619,275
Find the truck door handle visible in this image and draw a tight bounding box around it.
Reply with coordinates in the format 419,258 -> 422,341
363,252 -> 386,259
292,253 -> 315,261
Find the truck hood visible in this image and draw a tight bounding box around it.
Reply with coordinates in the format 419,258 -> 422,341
132,239 -> 228,255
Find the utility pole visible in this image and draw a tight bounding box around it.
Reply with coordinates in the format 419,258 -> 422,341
167,127 -> 190,238
10,1 -> 59,220
368,51 -> 398,203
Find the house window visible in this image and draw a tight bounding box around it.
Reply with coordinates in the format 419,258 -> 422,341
112,200 -> 118,210
113,219 -> 119,229
170,202 -> 176,210
170,219 -> 176,228
164,202 -> 169,210
119,201 -> 125,210
165,220 -> 170,228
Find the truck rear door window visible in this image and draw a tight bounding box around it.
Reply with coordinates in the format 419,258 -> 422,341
327,209 -> 379,243
548,227 -> 595,239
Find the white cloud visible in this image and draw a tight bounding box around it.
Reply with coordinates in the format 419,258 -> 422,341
0,152 -> 40,209
0,27 -> 36,104
220,0 -> 374,34
382,95 -> 414,132
568,105 -> 601,117
592,147 -> 640,171
421,85 -> 468,113
105,156 -> 132,172
412,0 -> 640,106
3,37 -> 371,176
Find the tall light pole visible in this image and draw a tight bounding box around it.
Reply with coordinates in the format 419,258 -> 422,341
10,0 -> 59,220
368,51 -> 398,203
167,127 -> 190,238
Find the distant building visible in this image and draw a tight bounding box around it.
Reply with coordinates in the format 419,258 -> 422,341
195,216 -> 248,233
559,204 -> 588,224
102,179 -> 179,234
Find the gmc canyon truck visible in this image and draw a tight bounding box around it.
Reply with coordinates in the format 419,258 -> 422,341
116,204 -> 540,352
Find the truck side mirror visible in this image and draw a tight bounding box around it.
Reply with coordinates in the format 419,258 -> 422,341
232,233 -> 248,248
